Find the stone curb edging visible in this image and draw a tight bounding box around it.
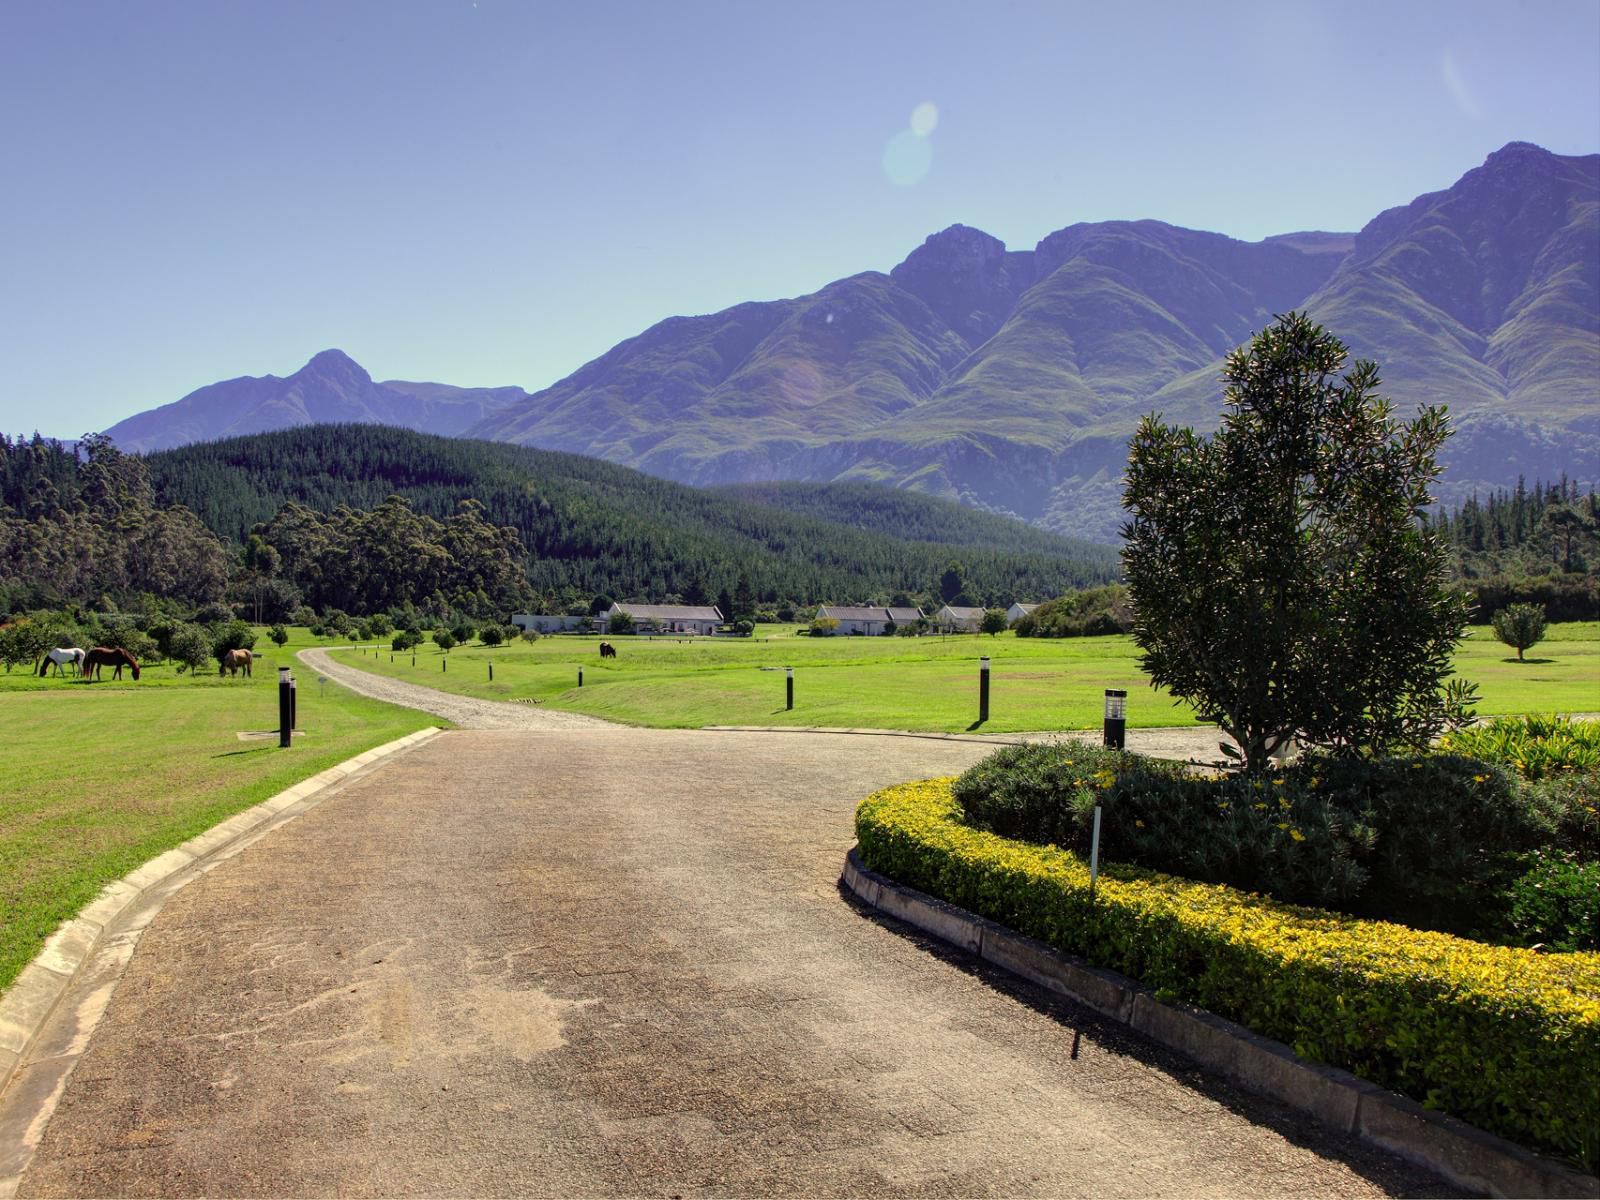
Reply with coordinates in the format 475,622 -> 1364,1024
0,727 -> 442,1135
840,847 -> 1598,1200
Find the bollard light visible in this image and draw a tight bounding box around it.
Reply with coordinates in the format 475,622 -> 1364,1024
1103,688 -> 1127,750
786,665 -> 794,711
978,656 -> 991,723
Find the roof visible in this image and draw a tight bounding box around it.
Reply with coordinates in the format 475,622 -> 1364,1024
817,605 -> 891,621
938,605 -> 986,619
612,604 -> 723,621
1009,602 -> 1040,614
886,607 -> 924,622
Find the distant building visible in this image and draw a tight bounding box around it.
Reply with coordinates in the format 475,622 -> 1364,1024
934,604 -> 985,633
510,613 -> 589,634
816,605 -> 924,635
603,603 -> 723,636
1007,602 -> 1040,624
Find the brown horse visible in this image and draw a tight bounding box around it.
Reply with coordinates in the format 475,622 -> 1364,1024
598,641 -> 617,659
83,646 -> 140,681
220,648 -> 253,677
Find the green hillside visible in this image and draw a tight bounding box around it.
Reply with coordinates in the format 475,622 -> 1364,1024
145,426 -> 1118,607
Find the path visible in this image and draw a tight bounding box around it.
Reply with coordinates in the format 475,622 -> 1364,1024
10,678 -> 1449,1195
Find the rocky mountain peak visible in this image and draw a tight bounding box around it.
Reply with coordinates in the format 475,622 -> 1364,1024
297,348 -> 372,385
890,224 -> 1036,346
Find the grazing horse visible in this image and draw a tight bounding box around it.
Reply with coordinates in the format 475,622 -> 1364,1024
220,648 -> 254,677
83,646 -> 140,681
598,641 -> 617,659
38,647 -> 86,677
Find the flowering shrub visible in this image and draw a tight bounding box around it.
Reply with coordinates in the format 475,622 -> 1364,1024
857,778 -> 1600,1165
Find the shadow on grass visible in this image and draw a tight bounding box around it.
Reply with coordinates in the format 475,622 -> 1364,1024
965,719 -> 987,731
211,746 -> 275,759
836,881 -> 1458,1197
1501,657 -> 1555,664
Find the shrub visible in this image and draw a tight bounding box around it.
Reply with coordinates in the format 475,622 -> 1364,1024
980,608 -> 1009,636
808,616 -> 839,637
1014,584 -> 1134,638
1525,771 -> 1600,862
732,619 -> 754,636
856,778 -> 1600,1164
479,624 -> 504,646
1439,714 -> 1600,780
432,630 -> 456,653
520,627 -> 541,643
608,611 -> 634,635
952,743 -> 1553,938
366,613 -> 393,638
391,630 -> 419,652
268,624 -> 289,648
1501,851 -> 1600,953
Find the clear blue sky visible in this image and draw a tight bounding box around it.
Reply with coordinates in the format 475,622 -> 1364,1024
3,0 -> 1597,436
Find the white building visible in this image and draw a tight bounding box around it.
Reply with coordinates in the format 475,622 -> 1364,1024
510,613 -> 589,634
815,605 -> 925,635
602,603 -> 724,636
934,604 -> 985,633
1007,602 -> 1040,624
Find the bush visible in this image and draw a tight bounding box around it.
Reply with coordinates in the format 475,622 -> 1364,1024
432,630 -> 456,653
520,627 -> 541,643
808,616 -> 839,637
1439,714 -> 1600,779
268,624 -> 289,648
366,613 -> 393,638
952,743 -> 1554,938
1501,851 -> 1600,953
1525,771 -> 1600,862
732,619 -> 754,636
392,630 -> 419,652
479,624 -> 504,646
608,611 -> 634,635
856,778 -> 1600,1165
1014,584 -> 1134,638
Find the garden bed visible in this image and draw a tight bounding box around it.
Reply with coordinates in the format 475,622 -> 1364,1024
855,776 -> 1600,1167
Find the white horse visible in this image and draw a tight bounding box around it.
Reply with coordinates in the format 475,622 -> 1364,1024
38,647 -> 86,677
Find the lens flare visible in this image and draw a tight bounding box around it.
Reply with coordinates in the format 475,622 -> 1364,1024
910,101 -> 938,137
883,129 -> 933,186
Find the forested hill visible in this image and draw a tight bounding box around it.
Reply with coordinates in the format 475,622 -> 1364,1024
707,482 -> 1083,552
144,426 -> 1118,607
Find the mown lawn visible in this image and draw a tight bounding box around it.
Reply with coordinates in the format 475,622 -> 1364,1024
0,634 -> 440,994
327,621 -> 1600,732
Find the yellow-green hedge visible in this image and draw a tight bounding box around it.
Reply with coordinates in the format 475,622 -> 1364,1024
856,778 -> 1600,1166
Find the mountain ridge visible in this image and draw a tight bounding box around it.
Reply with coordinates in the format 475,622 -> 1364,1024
94,141 -> 1599,539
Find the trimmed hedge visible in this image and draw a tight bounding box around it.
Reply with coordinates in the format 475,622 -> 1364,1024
856,777 -> 1600,1167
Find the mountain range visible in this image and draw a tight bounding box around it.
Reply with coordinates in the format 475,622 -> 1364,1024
101,141 -> 1599,540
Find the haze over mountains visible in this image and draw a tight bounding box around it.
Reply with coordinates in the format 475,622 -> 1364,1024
101,142 -> 1599,540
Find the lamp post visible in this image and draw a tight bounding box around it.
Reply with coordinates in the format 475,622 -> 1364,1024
786,666 -> 794,711
979,656 -> 991,724
1103,689 -> 1126,750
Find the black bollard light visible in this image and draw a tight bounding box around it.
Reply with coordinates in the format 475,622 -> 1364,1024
978,656 -> 991,724
290,674 -> 298,731
786,666 -> 794,711
489,660 -> 494,682
578,667 -> 584,688
277,667 -> 292,748
1103,688 -> 1127,750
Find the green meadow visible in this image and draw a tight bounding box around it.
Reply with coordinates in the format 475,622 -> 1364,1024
329,621 -> 1600,733
0,626 -> 439,995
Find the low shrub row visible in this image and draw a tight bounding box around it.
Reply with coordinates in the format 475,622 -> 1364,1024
855,778 -> 1600,1166
1439,713 -> 1600,779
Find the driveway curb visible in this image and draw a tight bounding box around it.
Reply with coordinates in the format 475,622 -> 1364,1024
840,848 -> 1598,1200
0,726 -> 442,1196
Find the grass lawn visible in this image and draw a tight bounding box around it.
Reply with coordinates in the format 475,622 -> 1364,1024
326,621 -> 1600,732
0,627 -> 440,995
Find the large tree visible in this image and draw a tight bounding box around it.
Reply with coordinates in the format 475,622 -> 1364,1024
1121,313 -> 1472,772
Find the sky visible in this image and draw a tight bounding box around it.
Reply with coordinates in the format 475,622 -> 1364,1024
2,0 -> 1597,436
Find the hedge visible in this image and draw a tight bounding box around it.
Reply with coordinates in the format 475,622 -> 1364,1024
856,778 -> 1600,1166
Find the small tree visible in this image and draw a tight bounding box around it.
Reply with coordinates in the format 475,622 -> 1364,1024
980,609 -> 1009,637
432,629 -> 456,653
169,624 -> 211,674
608,610 -> 635,635
1122,313 -> 1472,771
392,630 -> 419,652
366,613 -> 393,638
1492,603 -> 1548,662
479,624 -> 504,646
808,616 -> 839,637
268,624 -> 289,649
